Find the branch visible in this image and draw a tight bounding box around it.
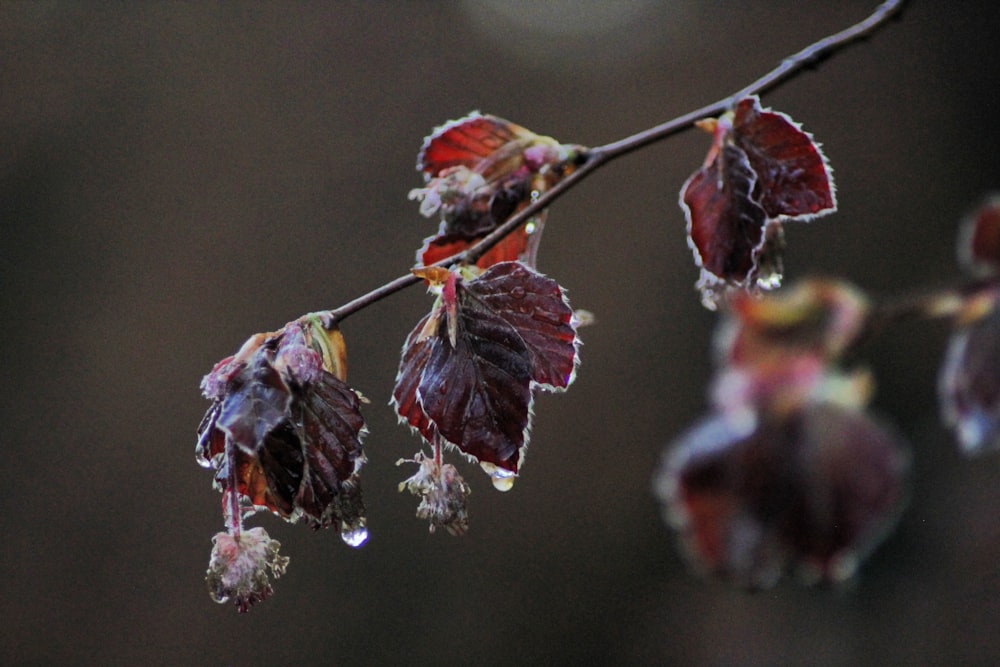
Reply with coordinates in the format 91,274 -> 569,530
857,278 -> 999,349
325,0 -> 905,326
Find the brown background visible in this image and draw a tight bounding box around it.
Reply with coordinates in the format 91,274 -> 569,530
3,2 -> 1000,664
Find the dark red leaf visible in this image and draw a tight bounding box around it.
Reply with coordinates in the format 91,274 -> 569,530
656,401 -> 909,589
392,262 -> 579,475
215,356 -> 291,461
295,371 -> 367,530
411,112 -> 582,270
680,143 -> 777,307
198,351 -> 298,518
418,301 -> 534,470
468,261 -> 578,389
679,98 -> 835,308
197,322 -> 367,533
682,143 -> 765,280
732,96 -> 836,220
392,314 -> 438,440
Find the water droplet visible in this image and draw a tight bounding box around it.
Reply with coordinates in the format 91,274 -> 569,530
489,469 -> 517,492
957,409 -> 993,454
756,271 -> 783,290
829,552 -> 859,582
524,221 -> 537,235
340,523 -> 369,548
530,190 -> 540,203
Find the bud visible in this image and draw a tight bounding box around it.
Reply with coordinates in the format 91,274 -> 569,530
206,528 -> 289,613
398,451 -> 471,536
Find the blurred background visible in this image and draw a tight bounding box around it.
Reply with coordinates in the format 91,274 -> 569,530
3,1 -> 1000,664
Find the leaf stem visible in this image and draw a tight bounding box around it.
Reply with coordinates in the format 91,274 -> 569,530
324,0 -> 905,326
224,440 -> 244,538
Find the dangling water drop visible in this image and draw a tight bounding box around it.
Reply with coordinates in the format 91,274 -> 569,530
480,461 -> 517,491
489,468 -> 516,492
340,522 -> 369,548
756,271 -> 783,290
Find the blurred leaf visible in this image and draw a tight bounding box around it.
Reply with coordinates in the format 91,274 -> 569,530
718,278 -> 871,370
940,290 -> 1000,455
656,400 -> 909,589
958,194 -> 1000,277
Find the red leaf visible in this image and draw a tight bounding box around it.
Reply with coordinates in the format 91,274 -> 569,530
295,371 -> 367,529
732,96 -> 836,220
197,322 -> 367,533
392,262 -> 580,474
411,112 -> 582,269
680,143 -> 778,307
418,303 -> 534,470
417,212 -> 546,270
469,261 -> 578,389
683,143 -> 766,280
657,401 -> 909,589
417,111 -> 536,176
392,309 -> 440,442
680,98 -> 836,308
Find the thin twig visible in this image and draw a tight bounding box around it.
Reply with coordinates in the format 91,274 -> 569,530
326,0 -> 905,325
858,278 -> 999,348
